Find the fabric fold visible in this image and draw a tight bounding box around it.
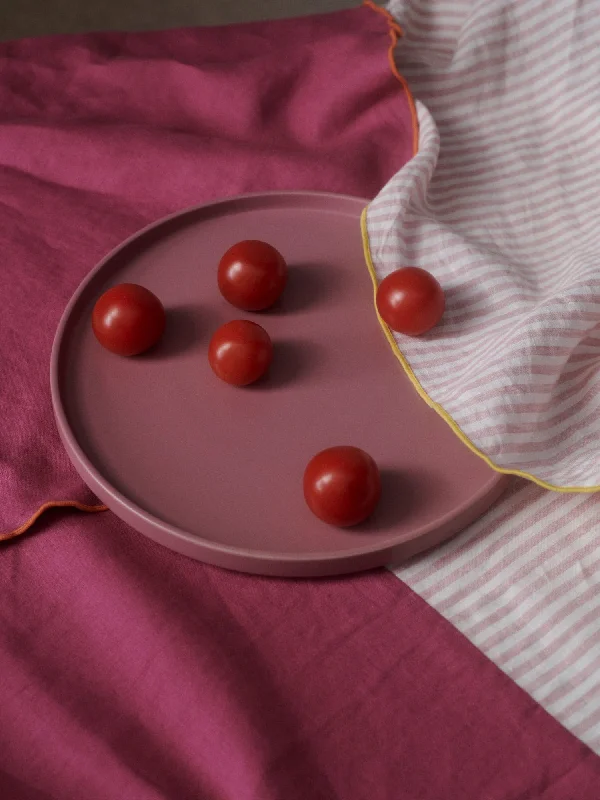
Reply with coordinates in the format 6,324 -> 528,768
365,0 -> 600,491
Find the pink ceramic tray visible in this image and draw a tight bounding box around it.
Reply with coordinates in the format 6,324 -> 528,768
51,192 -> 505,577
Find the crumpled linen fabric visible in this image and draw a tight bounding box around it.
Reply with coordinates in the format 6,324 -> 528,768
365,0 -> 600,491
370,0 -> 600,757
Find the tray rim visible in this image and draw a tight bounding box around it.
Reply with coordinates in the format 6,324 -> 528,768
50,190 -> 507,576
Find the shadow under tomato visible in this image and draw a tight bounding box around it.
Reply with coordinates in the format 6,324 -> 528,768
145,304 -> 211,359
351,469 -> 425,534
250,340 -> 327,390
424,283 -> 481,340
271,263 -> 343,314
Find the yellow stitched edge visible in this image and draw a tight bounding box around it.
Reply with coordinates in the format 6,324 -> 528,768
360,207 -> 600,495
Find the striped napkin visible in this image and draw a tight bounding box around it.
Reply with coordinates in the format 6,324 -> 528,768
364,0 -> 600,754
364,0 -> 600,493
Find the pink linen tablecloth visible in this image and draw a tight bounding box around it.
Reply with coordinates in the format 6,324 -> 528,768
2,6 -> 600,798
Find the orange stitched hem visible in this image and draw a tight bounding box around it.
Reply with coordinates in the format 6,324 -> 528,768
0,501 -> 108,543
363,0 -> 419,157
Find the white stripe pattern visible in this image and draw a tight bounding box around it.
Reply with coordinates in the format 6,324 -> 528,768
395,480 -> 600,754
367,0 -> 600,489
375,0 -> 600,755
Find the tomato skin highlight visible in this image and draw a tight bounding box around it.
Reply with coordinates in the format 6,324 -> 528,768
208,320 -> 273,386
218,240 -> 287,311
303,446 -> 381,527
92,283 -> 166,356
376,267 -> 445,336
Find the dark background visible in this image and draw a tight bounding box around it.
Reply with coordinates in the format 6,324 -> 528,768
0,0 -> 358,40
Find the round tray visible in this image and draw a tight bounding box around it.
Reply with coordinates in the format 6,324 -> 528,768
51,192 -> 505,577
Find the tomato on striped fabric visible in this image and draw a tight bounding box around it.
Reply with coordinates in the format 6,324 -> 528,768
376,267 -> 445,336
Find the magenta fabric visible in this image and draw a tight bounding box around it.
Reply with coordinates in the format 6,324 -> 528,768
1,6 -> 600,798
0,6 -> 414,535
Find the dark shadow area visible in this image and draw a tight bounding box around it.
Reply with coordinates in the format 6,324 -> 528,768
145,304 -> 210,359
271,263 -> 343,314
253,340 -> 327,389
352,468 -> 425,534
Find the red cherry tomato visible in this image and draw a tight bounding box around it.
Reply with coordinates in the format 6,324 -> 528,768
92,283 -> 166,356
303,446 -> 381,527
218,240 -> 287,311
209,320 -> 273,386
376,267 -> 445,336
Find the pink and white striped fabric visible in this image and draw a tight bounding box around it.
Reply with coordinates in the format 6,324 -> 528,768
370,0 -> 600,754
395,479 -> 600,754
365,0 -> 600,491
